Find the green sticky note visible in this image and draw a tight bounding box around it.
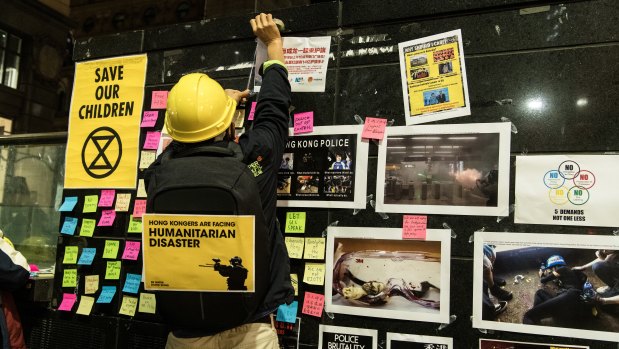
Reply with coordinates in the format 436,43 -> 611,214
105,261 -> 121,280
63,246 -> 79,264
79,219 -> 96,237
62,269 -> 77,287
285,212 -> 306,233
103,240 -> 120,259
127,215 -> 143,233
83,195 -> 98,213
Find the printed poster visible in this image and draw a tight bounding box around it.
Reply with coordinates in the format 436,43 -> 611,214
65,54 -> 147,188
387,333 -> 453,349
473,231 -> 619,342
276,317 -> 301,349
318,325 -> 377,349
277,126 -> 369,209
255,36 -> 331,93
515,155 -> 619,227
480,339 -> 588,349
325,227 -> 451,323
376,122 -> 511,216
398,29 -> 470,125
142,214 -> 255,292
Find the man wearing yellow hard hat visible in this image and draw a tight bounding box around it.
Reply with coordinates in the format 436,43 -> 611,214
146,13 -> 294,349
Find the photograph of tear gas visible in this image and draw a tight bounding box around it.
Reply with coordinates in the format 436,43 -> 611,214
479,339 -> 588,349
475,235 -> 619,341
325,227 -> 451,323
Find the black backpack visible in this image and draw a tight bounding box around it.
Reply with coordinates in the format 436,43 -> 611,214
145,141 -> 271,333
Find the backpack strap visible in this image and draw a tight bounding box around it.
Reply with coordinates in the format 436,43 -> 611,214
165,142 -> 244,161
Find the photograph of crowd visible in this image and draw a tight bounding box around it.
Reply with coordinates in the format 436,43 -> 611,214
433,47 -> 455,62
410,54 -> 428,67
411,68 -> 430,80
423,88 -> 450,106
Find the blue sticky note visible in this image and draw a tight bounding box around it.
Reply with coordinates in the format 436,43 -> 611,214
276,301 -> 298,323
61,217 -> 78,235
77,248 -> 97,266
58,197 -> 78,212
96,286 -> 117,304
122,273 -> 141,294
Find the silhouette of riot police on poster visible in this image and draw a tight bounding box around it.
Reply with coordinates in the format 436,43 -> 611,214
204,257 -> 249,290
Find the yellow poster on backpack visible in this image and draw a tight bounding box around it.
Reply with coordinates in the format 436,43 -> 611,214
64,54 -> 147,188
142,214 -> 255,292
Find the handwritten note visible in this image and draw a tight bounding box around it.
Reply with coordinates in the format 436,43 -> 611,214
303,238 -> 325,260
285,237 -> 304,259
143,131 -> 161,150
115,193 -> 131,212
58,293 -> 77,311
63,246 -> 79,264
303,263 -> 325,285
76,296 -> 95,315
97,210 -> 116,227
285,212 -> 306,233
151,91 -> 169,109
98,189 -> 115,207
58,196 -> 78,212
133,199 -> 146,218
96,286 -> 116,303
62,269 -> 77,287
61,217 -> 78,235
276,301 -> 298,323
79,219 -> 96,237
77,248 -> 96,266
138,293 -> 156,314
361,117 -> 388,140
102,240 -> 120,259
83,195 -> 98,213
293,112 -> 313,134
105,261 -> 122,280
137,179 -> 147,198
301,292 -> 324,317
141,111 -> 159,128
291,274 -> 298,296
247,101 -> 257,121
122,241 -> 141,260
85,275 -> 99,294
122,273 -> 142,294
127,215 -> 143,233
139,151 -> 157,169
119,296 -> 138,316
403,215 -> 427,240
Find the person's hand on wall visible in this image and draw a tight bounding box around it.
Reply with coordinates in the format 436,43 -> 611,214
250,13 -> 285,63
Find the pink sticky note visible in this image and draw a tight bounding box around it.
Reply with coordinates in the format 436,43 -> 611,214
97,210 -> 116,227
98,190 -> 116,207
362,117 -> 388,140
403,215 -> 427,240
301,292 -> 324,317
122,241 -> 141,260
151,91 -> 169,109
143,131 -> 161,150
58,293 -> 77,311
141,111 -> 159,128
133,199 -> 146,218
294,112 -> 314,134
248,102 -> 257,121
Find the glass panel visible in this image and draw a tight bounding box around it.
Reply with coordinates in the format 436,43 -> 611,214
0,30 -> 6,48
0,48 -> 4,84
8,34 -> 21,53
3,53 -> 19,89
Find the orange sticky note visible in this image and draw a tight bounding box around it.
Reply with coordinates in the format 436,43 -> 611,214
301,292 -> 324,317
293,112 -> 313,134
403,215 -> 427,239
361,117 -> 387,140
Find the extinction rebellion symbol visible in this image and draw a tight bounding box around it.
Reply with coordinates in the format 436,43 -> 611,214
81,126 -> 122,178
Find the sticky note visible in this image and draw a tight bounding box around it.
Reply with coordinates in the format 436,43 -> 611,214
77,248 -> 97,266
127,215 -> 143,233
85,275 -> 99,294
139,151 -> 157,169
103,240 -> 120,259
139,293 -> 156,314
137,179 -> 147,198
141,111 -> 159,127
276,301 -> 298,323
151,91 -> 169,109
133,199 -> 146,218
98,189 -> 115,207
362,117 -> 388,140
58,196 -> 78,212
301,292 -> 324,317
119,295 -> 138,316
63,246 -> 79,264
248,101 -> 257,121
303,263 -> 325,285
61,217 -> 78,235
76,296 -> 95,315
303,238 -> 325,260
122,241 -> 141,260
115,193 -> 131,212
291,274 -> 298,296
143,131 -> 161,150
285,212 -> 306,233
122,273 -> 142,294
62,269 -> 77,287
96,286 -> 116,303
293,112 -> 313,134
79,219 -> 96,237
285,237 -> 304,259
58,293 -> 77,311
98,210 -> 116,227
105,261 -> 121,280
83,195 -> 98,213
403,215 -> 427,240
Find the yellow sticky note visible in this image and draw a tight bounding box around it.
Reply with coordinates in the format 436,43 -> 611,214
138,293 -> 156,314
103,240 -> 120,259
105,261 -> 121,280
115,193 -> 132,212
62,269 -> 77,287
83,195 -> 98,213
79,218 -> 96,237
63,246 -> 79,264
137,179 -> 147,198
139,150 -> 157,169
303,263 -> 325,285
285,212 -> 306,233
285,237 -> 304,259
85,275 -> 99,294
303,237 -> 325,260
119,295 -> 138,316
76,296 -> 95,315
291,273 -> 298,296
127,215 -> 143,233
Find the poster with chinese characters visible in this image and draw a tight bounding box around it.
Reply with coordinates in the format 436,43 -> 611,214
398,29 -> 470,125
255,36 -> 331,93
318,325 -> 377,349
515,155 -> 619,227
387,333 -> 453,349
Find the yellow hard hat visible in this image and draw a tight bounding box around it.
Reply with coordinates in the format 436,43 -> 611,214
165,73 -> 237,143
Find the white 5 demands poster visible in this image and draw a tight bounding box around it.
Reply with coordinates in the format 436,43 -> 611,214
515,155 -> 619,227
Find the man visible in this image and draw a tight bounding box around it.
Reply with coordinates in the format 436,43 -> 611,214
573,250 -> 619,296
329,153 -> 350,170
146,13 -> 294,349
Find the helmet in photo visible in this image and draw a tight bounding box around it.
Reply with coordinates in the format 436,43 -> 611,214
483,244 -> 496,260
545,255 -> 566,269
165,73 -> 237,143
